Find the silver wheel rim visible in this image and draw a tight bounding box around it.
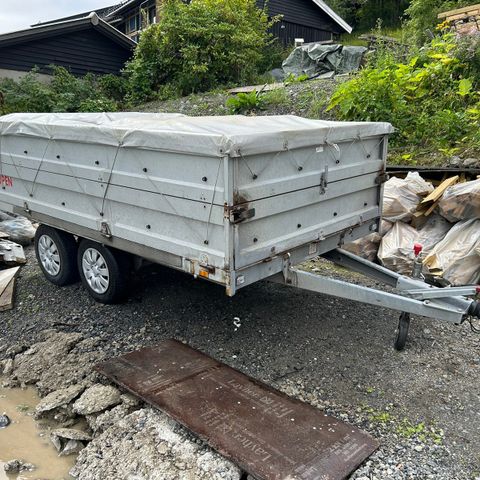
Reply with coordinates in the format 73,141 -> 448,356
38,234 -> 61,277
82,248 -> 110,294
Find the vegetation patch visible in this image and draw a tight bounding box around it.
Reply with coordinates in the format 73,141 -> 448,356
327,32 -> 480,164
125,0 -> 277,103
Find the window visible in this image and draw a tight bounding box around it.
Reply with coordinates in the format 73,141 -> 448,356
126,14 -> 139,34
148,6 -> 156,25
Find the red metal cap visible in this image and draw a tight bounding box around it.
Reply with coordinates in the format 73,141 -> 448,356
413,243 -> 423,256
475,286 -> 480,294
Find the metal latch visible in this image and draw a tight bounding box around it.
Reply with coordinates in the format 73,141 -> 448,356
100,221 -> 112,238
230,206 -> 255,224
320,165 -> 329,195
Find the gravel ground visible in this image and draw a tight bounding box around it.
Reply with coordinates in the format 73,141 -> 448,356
136,78 -> 342,119
1,247 -> 480,479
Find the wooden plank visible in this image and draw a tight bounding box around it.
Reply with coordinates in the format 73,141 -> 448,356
0,267 -> 20,312
228,83 -> 285,94
439,4 -> 480,18
424,200 -> 440,216
420,175 -> 459,204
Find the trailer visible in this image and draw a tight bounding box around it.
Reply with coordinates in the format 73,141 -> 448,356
0,112 -> 478,349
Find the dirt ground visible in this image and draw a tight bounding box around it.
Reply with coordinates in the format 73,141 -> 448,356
1,247 -> 480,479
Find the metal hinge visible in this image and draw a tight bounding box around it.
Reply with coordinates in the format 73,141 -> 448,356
229,205 -> 256,224
375,172 -> 389,185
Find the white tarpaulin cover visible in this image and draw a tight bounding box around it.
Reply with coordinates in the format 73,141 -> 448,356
0,113 -> 394,158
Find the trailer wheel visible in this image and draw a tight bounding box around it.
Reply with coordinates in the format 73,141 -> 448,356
77,240 -> 129,304
394,312 -> 410,351
35,225 -> 79,286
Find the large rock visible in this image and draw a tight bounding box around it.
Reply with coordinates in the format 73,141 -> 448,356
71,408 -> 242,480
51,428 -> 92,456
86,394 -> 141,434
73,384 -> 121,415
12,332 -> 82,386
9,332 -> 106,395
3,459 -> 35,473
35,384 -> 85,417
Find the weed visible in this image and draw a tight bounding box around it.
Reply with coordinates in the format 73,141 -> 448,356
262,88 -> 289,107
226,91 -> 265,114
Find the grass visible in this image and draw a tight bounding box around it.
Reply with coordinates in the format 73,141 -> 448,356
340,27 -> 406,46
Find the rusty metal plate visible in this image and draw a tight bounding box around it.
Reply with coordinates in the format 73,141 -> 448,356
97,340 -> 378,480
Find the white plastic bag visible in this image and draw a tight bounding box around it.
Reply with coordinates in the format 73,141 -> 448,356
382,173 -> 433,222
424,219 -> 480,286
0,216 -> 36,245
378,222 -> 419,274
382,177 -> 420,222
438,178 -> 480,222
378,215 -> 451,275
404,171 -> 434,196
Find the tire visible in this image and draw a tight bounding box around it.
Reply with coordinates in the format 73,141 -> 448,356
35,225 -> 79,286
77,239 -> 130,304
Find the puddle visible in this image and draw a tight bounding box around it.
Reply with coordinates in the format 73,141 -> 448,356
0,380 -> 77,480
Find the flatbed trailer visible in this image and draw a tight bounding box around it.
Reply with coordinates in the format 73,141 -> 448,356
0,112 -> 478,349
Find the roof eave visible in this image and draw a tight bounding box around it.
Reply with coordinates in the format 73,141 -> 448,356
311,0 -> 353,33
0,12 -> 136,50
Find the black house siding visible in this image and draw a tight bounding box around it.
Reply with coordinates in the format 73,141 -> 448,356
256,0 -> 343,44
0,28 -> 132,76
272,21 -> 333,44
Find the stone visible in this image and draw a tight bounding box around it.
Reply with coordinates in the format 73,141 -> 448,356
61,439 -> 85,456
3,459 -> 35,473
35,384 -> 85,416
73,384 -> 121,415
71,408 -> 242,480
51,428 -> 92,442
462,157 -> 479,167
51,428 -> 91,456
1,358 -> 13,376
0,414 -> 10,428
86,401 -> 140,435
449,156 -> 461,167
5,343 -> 28,358
12,332 -> 82,386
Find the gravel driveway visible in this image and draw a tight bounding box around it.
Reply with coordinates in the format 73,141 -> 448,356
1,247 -> 480,479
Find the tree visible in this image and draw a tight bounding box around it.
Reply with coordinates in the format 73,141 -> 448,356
125,0 -> 274,101
326,0 -> 409,31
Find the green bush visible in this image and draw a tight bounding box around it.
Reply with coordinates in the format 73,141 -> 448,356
327,33 -> 480,157
0,67 -> 122,114
125,0 -> 276,102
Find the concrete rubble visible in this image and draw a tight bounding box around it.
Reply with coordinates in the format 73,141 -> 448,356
2,331 -> 246,479
72,384 -> 122,415
71,408 -> 243,480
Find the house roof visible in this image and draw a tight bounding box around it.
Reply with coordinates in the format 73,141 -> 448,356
104,0 -> 146,19
312,0 -> 352,33
29,0 -> 352,38
32,3 -> 125,27
103,0 -> 353,33
1,12 -> 136,50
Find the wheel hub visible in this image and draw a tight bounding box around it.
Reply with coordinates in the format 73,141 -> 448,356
82,248 -> 110,294
38,234 -> 61,276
